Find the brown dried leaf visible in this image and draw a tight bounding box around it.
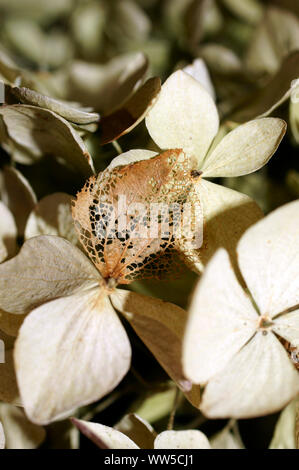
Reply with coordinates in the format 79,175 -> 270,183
72,149 -> 198,284
99,77 -> 161,145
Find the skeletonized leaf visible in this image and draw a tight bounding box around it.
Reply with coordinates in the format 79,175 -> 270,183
183,249 -> 258,384
0,105 -> 94,176
0,236 -> 100,314
25,193 -> 77,245
154,430 -> 211,449
115,414 -> 156,449
11,86 -> 100,124
72,149 -> 198,284
237,200 -> 299,317
200,332 -> 299,418
99,77 -> 161,144
0,404 -> 45,449
201,118 -> 286,177
0,202 -> 17,263
71,419 -> 139,449
145,70 -> 219,167
0,166 -> 36,236
110,289 -> 201,408
15,289 -> 131,424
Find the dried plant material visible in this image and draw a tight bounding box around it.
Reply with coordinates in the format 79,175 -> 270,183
115,414 -> 156,449
220,0 -> 263,25
201,118 -> 286,177
130,388 -> 177,424
0,403 -> 45,449
11,86 -> 100,124
71,418 -> 139,449
183,201 -> 299,418
0,105 -> 95,175
67,52 -> 148,113
0,309 -> 25,337
0,236 -> 99,314
107,149 -> 158,170
211,420 -> 244,449
185,180 -> 263,273
290,100 -> 299,144
0,421 -> 4,449
99,77 -> 161,144
0,166 -> 36,237
145,70 -> 219,167
0,202 -> 17,263
154,430 -> 211,449
269,397 -> 299,449
72,149 -> 198,284
3,19 -> 73,68
245,7 -> 299,75
198,44 -> 242,75
232,52 -> 299,122
72,417 -> 212,449
25,193 -> 78,245
110,289 -> 201,408
183,58 -> 215,100
15,289 -> 131,424
0,330 -> 19,404
112,0 -> 152,42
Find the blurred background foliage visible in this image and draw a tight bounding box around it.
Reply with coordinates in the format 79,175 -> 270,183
0,0 -> 298,449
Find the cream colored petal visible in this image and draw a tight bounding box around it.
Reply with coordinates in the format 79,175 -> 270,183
24,193 -> 78,245
0,403 -> 45,449
237,200 -> 299,317
0,166 -> 36,236
183,249 -> 258,384
0,105 -> 94,176
0,235 -> 100,314
11,86 -> 99,124
272,310 -> 299,349
71,419 -> 139,449
110,289 -> 201,408
145,70 -> 219,167
201,118 -> 286,177
154,430 -> 211,449
183,59 -> 215,100
0,421 -> 4,449
201,332 -> 299,418
115,414 -> 156,449
183,179 -> 263,273
15,289 -> 131,424
269,397 -> 299,449
107,149 -> 157,170
0,202 -> 17,263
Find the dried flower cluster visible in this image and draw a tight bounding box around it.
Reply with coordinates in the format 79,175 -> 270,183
0,0 -> 298,450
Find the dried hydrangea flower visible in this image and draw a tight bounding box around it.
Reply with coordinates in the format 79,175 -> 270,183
0,151 -> 203,424
183,200 -> 299,418
122,69 -> 286,271
0,201 -> 17,263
